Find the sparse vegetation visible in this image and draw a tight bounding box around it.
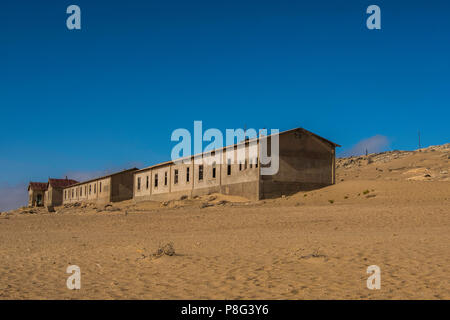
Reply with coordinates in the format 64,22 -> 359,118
154,242 -> 175,257
363,190 -> 370,195
328,200 -> 334,204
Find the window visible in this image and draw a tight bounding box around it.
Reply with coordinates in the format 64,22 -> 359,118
80,187 -> 82,196
239,162 -> 242,171
164,172 -> 168,186
146,176 -> 149,189
227,159 -> 231,175
154,174 -> 158,187
89,185 -> 91,195
137,177 -> 141,190
199,165 -> 203,181
76,188 -> 78,197
94,184 -> 96,193
85,186 -> 87,195
255,157 -> 258,168
212,162 -> 216,179
250,162 -> 253,169
100,182 -> 102,193
244,159 -> 247,170
64,190 -> 67,199
174,169 -> 179,184
186,167 -> 190,182
72,190 -> 74,198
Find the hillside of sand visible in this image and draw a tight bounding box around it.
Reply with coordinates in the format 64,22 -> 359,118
0,144 -> 449,299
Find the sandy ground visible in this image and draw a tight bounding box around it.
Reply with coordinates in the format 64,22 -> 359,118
0,145 -> 449,299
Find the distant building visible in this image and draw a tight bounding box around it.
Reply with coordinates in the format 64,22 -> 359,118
134,127 -> 340,202
62,168 -> 138,205
27,182 -> 47,207
45,178 -> 78,207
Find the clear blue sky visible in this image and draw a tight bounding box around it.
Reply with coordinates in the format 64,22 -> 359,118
1,0 -> 449,210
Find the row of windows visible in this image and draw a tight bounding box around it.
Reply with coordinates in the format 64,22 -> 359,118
136,159 -> 258,191
64,182 -> 103,200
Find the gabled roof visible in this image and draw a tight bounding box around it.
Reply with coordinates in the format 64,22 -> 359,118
48,178 -> 78,189
135,127 -> 340,173
63,168 -> 139,188
28,182 -> 47,191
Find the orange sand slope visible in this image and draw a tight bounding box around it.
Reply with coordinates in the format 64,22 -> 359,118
0,144 -> 449,299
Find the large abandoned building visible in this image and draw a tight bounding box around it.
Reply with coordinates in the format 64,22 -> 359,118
134,127 -> 340,202
28,127 -> 339,207
62,168 -> 138,205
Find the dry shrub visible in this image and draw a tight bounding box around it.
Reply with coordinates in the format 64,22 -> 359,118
154,242 -> 175,257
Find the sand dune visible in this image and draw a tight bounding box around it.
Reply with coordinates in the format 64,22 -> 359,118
0,144 -> 449,299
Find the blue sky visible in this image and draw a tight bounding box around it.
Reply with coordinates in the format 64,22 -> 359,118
1,0 -> 449,210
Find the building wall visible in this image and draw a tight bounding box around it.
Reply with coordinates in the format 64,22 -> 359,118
45,186 -> 65,207
28,189 -> 45,207
62,170 -> 136,205
63,177 -> 112,205
133,143 -> 260,202
260,130 -> 336,199
111,171 -> 134,202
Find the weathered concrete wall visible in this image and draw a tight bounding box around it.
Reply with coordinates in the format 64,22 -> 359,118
133,143 -> 260,202
45,186 -> 64,207
260,130 -> 336,199
63,177 -> 112,205
62,169 -> 136,205
111,171 -> 134,202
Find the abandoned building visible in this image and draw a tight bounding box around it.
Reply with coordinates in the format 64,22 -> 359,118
27,182 -> 48,207
62,168 -> 138,205
45,178 -> 78,207
134,127 -> 340,202
29,127 -> 339,207
28,178 -> 78,207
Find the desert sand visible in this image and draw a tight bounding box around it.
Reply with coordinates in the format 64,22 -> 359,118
0,144 -> 449,299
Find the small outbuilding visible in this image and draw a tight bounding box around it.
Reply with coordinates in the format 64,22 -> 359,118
27,182 -> 47,207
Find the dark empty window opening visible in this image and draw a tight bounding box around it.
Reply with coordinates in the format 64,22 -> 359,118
227,159 -> 231,175
89,185 -> 91,195
186,167 -> 190,182
146,176 -> 149,189
255,157 -> 259,168
199,165 -> 204,181
100,182 -> 102,193
212,162 -> 216,179
164,172 -> 168,185
244,159 -> 247,170
239,162 -> 242,171
174,169 -> 179,184
137,177 -> 141,190
155,174 -> 158,187
94,184 -> 96,194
